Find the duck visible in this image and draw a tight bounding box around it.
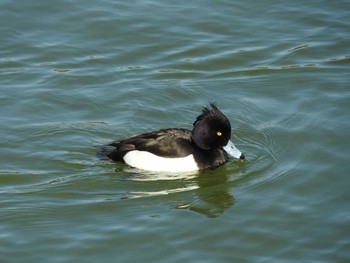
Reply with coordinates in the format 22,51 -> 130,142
106,103 -> 244,172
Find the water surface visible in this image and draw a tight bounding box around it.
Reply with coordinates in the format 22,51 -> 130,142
1,1 -> 349,262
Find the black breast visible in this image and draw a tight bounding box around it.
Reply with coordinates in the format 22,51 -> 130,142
192,148 -> 228,170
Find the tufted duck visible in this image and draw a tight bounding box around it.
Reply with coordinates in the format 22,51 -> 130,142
106,103 -> 244,172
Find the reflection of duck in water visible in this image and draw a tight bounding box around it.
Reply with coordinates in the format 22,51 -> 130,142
125,170 -> 235,218
105,103 -> 244,172
176,172 -> 235,218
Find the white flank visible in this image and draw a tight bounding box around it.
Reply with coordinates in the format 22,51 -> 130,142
123,150 -> 199,172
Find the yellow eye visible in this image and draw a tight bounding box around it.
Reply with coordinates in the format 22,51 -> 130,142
217,131 -> 222,136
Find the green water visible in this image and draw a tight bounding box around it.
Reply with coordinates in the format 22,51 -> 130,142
1,1 -> 349,262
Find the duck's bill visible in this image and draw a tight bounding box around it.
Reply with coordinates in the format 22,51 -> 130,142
223,140 -> 245,160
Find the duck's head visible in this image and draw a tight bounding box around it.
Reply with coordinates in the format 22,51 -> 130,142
192,103 -> 244,160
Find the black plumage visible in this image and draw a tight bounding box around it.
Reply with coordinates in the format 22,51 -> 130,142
105,103 -> 243,171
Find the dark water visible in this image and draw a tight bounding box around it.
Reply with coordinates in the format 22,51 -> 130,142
1,1 -> 349,262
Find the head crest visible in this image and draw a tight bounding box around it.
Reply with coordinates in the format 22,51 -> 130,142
193,102 -> 219,126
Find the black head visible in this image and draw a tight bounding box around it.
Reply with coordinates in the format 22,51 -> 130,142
191,103 -> 231,150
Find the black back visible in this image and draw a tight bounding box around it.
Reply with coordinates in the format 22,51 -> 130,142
107,128 -> 194,161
